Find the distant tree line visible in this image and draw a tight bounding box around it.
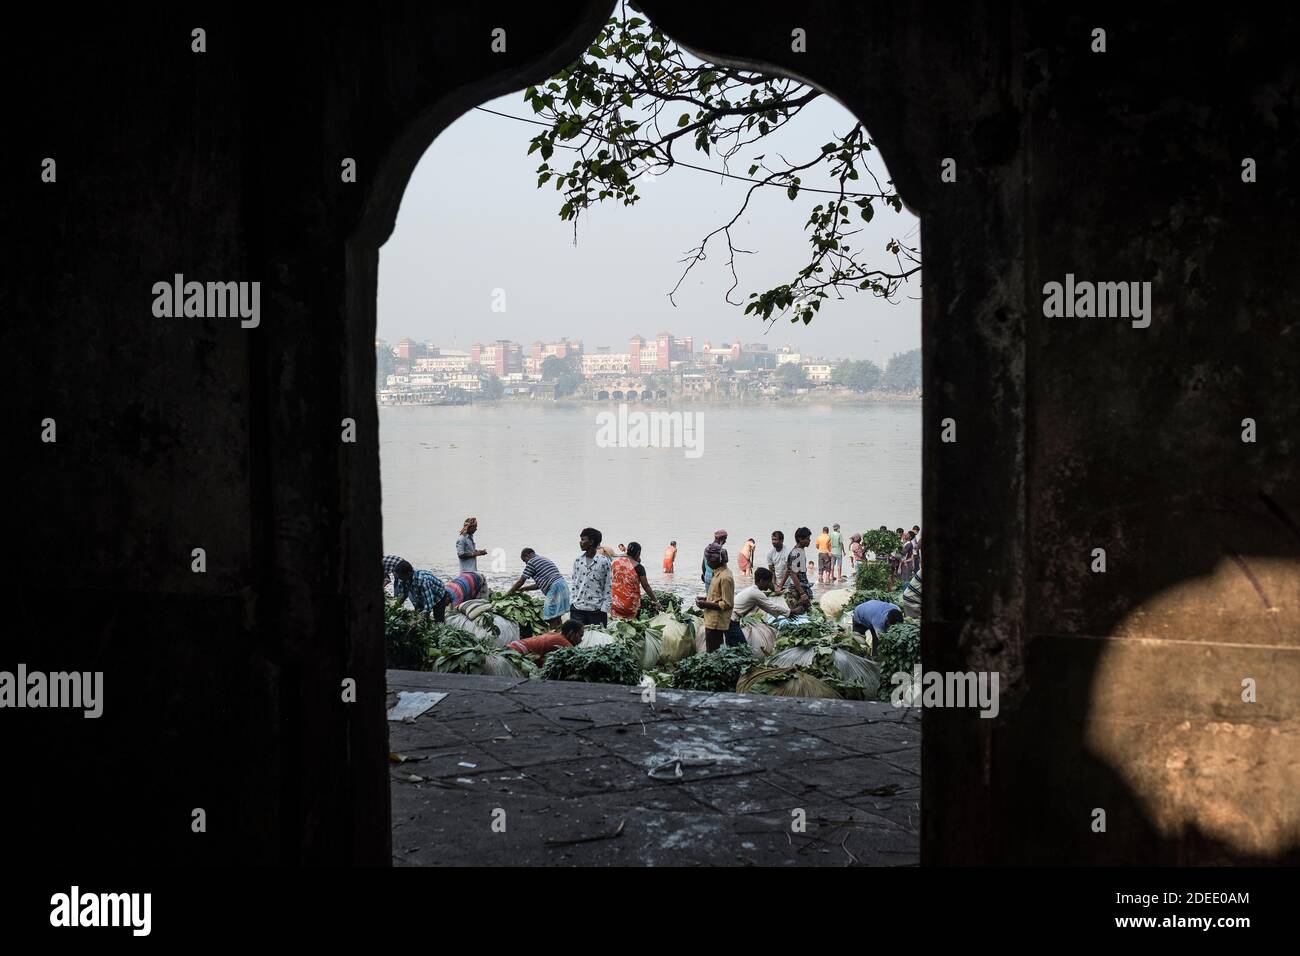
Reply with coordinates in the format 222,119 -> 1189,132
832,348 -> 920,393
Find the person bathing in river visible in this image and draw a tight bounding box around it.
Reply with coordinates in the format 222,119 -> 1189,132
662,540 -> 677,574
737,537 -> 756,575
504,548 -> 571,627
611,541 -> 656,619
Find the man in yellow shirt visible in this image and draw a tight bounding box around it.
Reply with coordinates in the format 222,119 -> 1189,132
695,542 -> 739,651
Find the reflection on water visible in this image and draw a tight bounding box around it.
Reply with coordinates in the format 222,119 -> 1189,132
380,402 -> 920,597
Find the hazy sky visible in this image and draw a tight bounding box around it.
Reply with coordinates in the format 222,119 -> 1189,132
378,62 -> 921,364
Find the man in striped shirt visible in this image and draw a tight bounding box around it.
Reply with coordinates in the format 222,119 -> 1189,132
391,559 -> 449,622
901,567 -> 922,619
505,548 -> 572,626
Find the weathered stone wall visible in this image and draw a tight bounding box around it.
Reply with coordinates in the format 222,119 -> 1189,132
2,1 -> 1295,864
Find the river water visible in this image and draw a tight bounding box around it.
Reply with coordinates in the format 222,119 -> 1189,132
380,401 -> 920,597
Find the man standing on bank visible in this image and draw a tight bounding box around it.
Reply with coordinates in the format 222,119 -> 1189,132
570,527 -> 612,627
696,542 -> 740,651
456,517 -> 487,573
701,529 -> 728,587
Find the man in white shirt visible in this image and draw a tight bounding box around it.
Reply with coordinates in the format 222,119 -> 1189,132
766,530 -> 790,580
733,568 -> 793,620
570,527 -> 612,627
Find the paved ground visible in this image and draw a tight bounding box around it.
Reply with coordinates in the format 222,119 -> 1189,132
387,670 -> 920,866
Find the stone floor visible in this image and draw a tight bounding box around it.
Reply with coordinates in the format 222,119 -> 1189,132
387,670 -> 920,866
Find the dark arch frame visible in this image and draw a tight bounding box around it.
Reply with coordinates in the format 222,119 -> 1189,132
346,0 -> 926,864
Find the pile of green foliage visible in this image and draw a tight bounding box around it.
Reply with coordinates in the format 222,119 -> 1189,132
874,619 -> 921,701
772,617 -> 845,651
767,643 -> 880,700
488,591 -> 548,634
431,627 -> 535,678
605,618 -> 651,641
846,587 -> 904,612
638,591 -> 682,619
539,642 -> 642,686
671,645 -> 753,692
861,529 -> 900,555
385,603 -> 535,677
384,601 -> 438,670
854,559 -> 893,591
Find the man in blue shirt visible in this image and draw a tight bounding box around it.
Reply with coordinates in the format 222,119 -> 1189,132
391,559 -> 449,622
851,599 -> 904,656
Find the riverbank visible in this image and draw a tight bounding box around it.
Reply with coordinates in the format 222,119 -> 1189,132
508,391 -> 921,407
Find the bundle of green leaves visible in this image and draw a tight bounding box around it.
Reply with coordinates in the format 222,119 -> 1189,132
488,591 -> 548,634
606,618 -> 650,641
847,587 -> 904,610
384,601 -> 438,670
874,619 -> 921,701
671,645 -> 753,692
772,617 -> 845,651
643,592 -> 682,617
538,642 -> 643,686
420,623 -> 530,677
862,529 -> 900,556
854,559 -> 893,591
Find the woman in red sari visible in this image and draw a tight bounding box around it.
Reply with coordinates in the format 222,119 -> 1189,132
610,541 -> 656,619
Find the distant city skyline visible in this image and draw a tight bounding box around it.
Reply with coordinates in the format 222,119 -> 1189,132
375,330 -> 907,363
378,75 -> 921,367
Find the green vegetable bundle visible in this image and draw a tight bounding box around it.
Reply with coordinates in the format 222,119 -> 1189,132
847,587 -> 904,609
854,560 -> 893,591
427,622 -> 534,677
488,591 -> 548,634
671,645 -> 753,692
607,618 -> 662,668
650,592 -> 684,616
861,529 -> 900,556
384,600 -> 438,670
771,617 -> 844,650
538,642 -> 642,686
874,619 -> 921,701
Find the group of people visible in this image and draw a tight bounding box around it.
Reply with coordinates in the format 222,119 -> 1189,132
383,515 -> 923,662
